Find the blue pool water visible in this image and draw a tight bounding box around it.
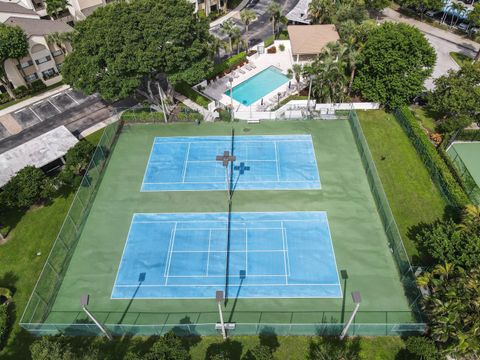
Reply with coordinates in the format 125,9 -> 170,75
112,212 -> 341,299
226,66 -> 289,106
141,135 -> 321,191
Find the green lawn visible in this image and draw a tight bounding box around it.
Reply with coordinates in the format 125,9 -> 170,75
450,52 -> 474,67
409,106 -> 436,133
358,110 -> 446,264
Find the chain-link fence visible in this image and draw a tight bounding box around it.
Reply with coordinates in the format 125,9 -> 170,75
19,119 -> 123,328
19,113 -> 426,337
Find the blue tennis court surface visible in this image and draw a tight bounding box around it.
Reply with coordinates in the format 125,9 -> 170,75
112,212 -> 341,299
141,135 -> 321,191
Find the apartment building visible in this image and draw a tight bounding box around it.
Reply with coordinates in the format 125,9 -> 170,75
0,2 -> 72,92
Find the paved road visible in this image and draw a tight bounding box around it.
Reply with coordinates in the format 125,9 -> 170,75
211,0 -> 299,48
380,7 -> 479,89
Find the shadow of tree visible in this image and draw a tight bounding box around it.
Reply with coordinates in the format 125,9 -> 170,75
258,327 -> 280,353
171,316 -> 202,350
205,339 -> 243,360
308,337 -> 361,360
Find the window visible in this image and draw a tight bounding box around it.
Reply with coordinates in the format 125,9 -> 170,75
52,49 -> 63,57
42,68 -> 58,80
35,55 -> 52,65
17,60 -> 34,70
24,73 -> 39,82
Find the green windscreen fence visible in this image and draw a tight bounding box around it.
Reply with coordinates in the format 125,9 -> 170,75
20,114 -> 426,337
19,120 -> 123,329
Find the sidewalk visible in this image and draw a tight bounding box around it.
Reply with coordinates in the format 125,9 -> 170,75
210,0 -> 250,28
381,7 -> 480,53
0,84 -> 70,118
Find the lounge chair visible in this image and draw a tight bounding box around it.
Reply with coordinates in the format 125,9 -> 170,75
238,68 -> 246,74
245,64 -> 253,71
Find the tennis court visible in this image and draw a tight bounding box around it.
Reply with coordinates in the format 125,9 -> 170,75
112,211 -> 341,299
141,135 -> 321,191
447,142 -> 480,187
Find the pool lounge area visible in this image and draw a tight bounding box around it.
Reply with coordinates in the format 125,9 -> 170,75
200,40 -> 297,111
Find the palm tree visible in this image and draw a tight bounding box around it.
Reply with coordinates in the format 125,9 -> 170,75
240,9 -> 256,48
308,0 -> 335,24
450,2 -> 466,27
458,204 -> 480,233
267,1 -> 286,38
220,20 -> 239,53
210,36 -> 226,61
288,63 -> 303,91
345,45 -> 362,95
231,27 -> 243,54
46,31 -> 73,54
45,0 -> 70,19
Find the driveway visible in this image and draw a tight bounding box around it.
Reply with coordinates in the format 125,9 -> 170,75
424,34 -> 476,89
380,7 -> 479,89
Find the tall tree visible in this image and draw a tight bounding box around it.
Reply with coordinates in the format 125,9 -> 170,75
353,22 -> 435,109
0,24 -> 29,99
304,42 -> 348,103
288,63 -> 303,91
468,4 -> 480,61
45,0 -> 70,19
62,0 -> 213,108
365,0 -> 390,11
427,63 -> 480,131
240,9 -> 256,48
267,1 -> 286,37
308,0 -> 336,24
46,31 -> 73,54
417,264 -> 480,358
220,20 -> 239,53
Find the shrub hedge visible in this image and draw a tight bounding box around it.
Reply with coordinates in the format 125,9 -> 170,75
394,106 -> 469,207
207,52 -> 247,79
174,82 -> 211,109
0,304 -> 8,350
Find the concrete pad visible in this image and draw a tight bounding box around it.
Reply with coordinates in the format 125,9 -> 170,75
50,93 -> 77,110
0,113 -> 22,135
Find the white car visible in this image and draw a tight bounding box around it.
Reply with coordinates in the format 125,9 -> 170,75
457,23 -> 469,32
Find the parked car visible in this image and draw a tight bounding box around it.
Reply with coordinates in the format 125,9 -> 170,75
425,10 -> 437,18
457,23 -> 470,32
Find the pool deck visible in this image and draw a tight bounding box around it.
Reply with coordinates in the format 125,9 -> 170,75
202,41 -> 296,111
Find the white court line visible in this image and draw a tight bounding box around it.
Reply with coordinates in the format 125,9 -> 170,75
283,224 -> 291,276
164,222 -> 177,285
181,143 -> 191,182
206,230 -> 211,276
186,159 -> 277,163
164,225 -> 176,278
142,180 -> 318,184
165,273 -> 289,278
245,228 -> 248,275
116,282 -> 340,287
274,141 -> 280,181
110,219 -> 137,299
281,221 -> 288,284
154,139 -> 312,144
171,249 -> 286,253
140,140 -> 157,191
323,213 -> 343,298
134,219 -> 315,224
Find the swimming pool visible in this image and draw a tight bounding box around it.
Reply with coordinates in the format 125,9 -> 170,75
226,66 -> 289,106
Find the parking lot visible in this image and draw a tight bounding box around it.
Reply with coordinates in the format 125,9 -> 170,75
11,89 -> 90,132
